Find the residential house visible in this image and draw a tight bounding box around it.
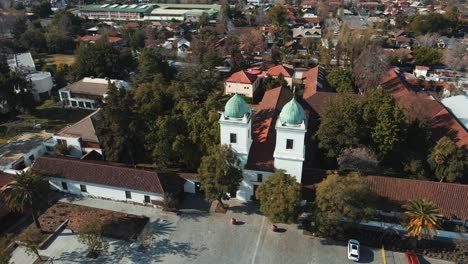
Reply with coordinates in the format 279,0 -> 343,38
7,52 -> 53,102
414,65 -> 429,78
0,132 -> 53,174
266,65 -> 295,88
33,156 -> 198,206
79,35 -> 123,45
441,95 -> 468,130
292,27 -> 322,39
175,37 -> 191,57
302,13 -> 320,27
53,110 -> 103,158
224,70 -> 260,98
59,77 -> 129,110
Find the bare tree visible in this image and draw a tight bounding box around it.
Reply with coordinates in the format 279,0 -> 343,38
353,46 -> 390,93
444,40 -> 468,71
416,33 -> 439,48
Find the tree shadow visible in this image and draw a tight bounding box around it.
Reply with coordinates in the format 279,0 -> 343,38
228,201 -> 262,216
145,218 -> 176,237
358,247 -> 374,263
177,194 -> 210,222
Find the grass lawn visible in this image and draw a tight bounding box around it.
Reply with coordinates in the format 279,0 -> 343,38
0,100 -> 91,144
37,53 -> 76,66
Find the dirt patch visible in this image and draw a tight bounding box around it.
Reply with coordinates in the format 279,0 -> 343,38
38,202 -> 148,240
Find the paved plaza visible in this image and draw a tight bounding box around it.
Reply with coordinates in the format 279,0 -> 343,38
9,195 -> 454,264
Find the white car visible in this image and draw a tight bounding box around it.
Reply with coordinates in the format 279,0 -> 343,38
348,239 -> 360,261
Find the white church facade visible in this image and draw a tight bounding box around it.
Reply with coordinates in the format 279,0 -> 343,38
219,89 -> 307,201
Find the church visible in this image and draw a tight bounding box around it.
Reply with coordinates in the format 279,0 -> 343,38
219,88 -> 309,201
219,66 -> 331,201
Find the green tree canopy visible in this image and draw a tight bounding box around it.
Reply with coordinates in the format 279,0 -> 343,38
256,170 -> 302,223
31,2 -> 52,18
268,5 -> 288,26
20,27 -> 47,53
427,136 -> 467,183
263,73 -> 288,90
77,216 -> 109,257
327,67 -> 357,93
198,145 -> 243,208
71,36 -> 135,80
3,171 -> 49,229
133,48 -> 174,84
95,84 -> 145,165
410,13 -> 456,35
315,94 -> 363,158
45,31 -> 75,53
412,47 -> 443,67
315,172 -> 376,238
0,56 -> 34,113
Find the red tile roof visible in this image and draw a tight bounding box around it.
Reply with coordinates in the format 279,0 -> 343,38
80,35 -> 123,43
267,65 -> 295,78
245,87 -> 293,172
33,157 -> 187,195
367,176 -> 468,220
0,172 -> 15,192
380,68 -> 468,148
415,65 -> 430,70
303,17 -> 320,24
303,92 -> 341,115
302,66 -> 327,99
225,70 -> 258,85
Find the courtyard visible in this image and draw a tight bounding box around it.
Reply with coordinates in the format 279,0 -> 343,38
9,195 -> 453,264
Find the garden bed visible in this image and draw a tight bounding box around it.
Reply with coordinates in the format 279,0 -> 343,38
34,202 -> 148,240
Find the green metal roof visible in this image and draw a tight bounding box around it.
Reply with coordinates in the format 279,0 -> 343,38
279,98 -> 305,125
80,4 -> 157,14
225,94 -> 249,119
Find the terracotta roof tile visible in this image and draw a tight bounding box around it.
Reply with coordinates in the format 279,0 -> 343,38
245,87 -> 293,171
80,35 -> 123,43
225,71 -> 258,85
367,176 -> 468,220
0,172 -> 15,191
267,65 -> 295,78
302,66 -> 327,99
33,157 -> 187,195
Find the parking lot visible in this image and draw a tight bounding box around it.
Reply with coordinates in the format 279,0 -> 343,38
10,195 -> 453,264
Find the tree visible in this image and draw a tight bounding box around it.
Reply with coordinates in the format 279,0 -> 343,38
361,89 -> 406,160
0,233 -> 14,264
444,40 -> 468,71
198,12 -> 210,28
315,172 -> 376,238
96,84 -> 144,165
11,17 -> 27,39
191,31 -> 222,69
402,199 -> 442,240
77,216 -> 109,258
427,137 -> 467,183
71,36 -> 135,80
239,29 -> 265,60
3,171 -> 49,229
45,31 -> 75,53
198,145 -> 243,209
0,56 -> 34,114
256,170 -> 302,223
138,228 -> 153,250
327,67 -> 357,93
54,143 -> 70,156
263,73 -> 288,90
31,2 -> 52,18
267,5 -> 287,26
17,227 -> 44,261
353,46 -> 389,92
133,48 -> 174,84
413,47 -> 442,66
410,13 -> 455,36
316,94 -> 363,158
20,28 -> 47,53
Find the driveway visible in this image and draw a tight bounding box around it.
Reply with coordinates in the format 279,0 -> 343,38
9,195 -> 453,264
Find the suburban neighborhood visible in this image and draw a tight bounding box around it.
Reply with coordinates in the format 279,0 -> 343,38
0,0 -> 467,263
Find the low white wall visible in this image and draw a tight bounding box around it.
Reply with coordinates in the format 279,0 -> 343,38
49,177 -> 163,205
184,180 -> 196,194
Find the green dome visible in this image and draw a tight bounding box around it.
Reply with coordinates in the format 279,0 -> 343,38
279,98 -> 305,125
225,94 -> 249,118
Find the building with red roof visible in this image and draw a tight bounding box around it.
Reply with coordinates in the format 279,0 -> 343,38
266,65 -> 295,88
0,172 -> 15,220
79,35 -> 123,45
224,70 -> 260,98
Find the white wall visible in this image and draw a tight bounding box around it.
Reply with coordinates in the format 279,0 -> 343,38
49,177 -> 163,204
184,180 -> 196,193
219,115 -> 252,166
224,78 -> 260,98
236,170 -> 274,201
0,144 -> 46,172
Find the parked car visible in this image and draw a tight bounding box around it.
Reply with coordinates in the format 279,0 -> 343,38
405,250 -> 420,264
348,239 -> 360,261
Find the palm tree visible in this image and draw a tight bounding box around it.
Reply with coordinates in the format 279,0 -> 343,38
3,171 -> 49,229
402,199 -> 442,240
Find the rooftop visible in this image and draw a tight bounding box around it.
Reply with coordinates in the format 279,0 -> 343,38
367,176 -> 468,220
55,110 -> 102,144
33,157 -> 187,195
267,65 -> 295,78
61,77 -> 128,96
245,87 -> 293,172
7,52 -> 35,72
441,95 -> 468,130
0,132 -> 53,167
225,70 -> 258,85
80,4 -> 156,14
